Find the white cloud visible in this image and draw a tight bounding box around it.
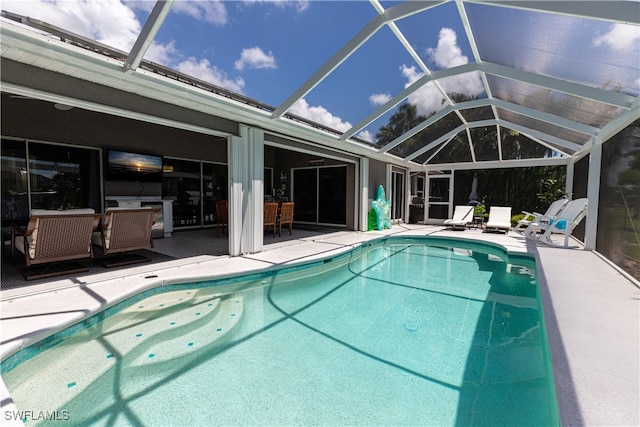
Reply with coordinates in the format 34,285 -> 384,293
290,99 -> 352,132
145,40 -> 179,65
2,0 -> 141,51
177,58 -> 245,93
235,47 -> 277,71
242,0 -> 310,13
356,130 -> 374,143
2,0 -> 245,93
369,93 -> 391,106
426,27 -> 468,69
171,0 -> 228,26
122,1 -> 154,13
401,28 -> 483,116
593,23 -> 640,51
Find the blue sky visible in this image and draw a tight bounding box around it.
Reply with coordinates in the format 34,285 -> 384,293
2,1 -> 639,143
2,0 -> 484,141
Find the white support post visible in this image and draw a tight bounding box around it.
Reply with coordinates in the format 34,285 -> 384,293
359,158 -> 369,231
565,160 -> 575,200
385,164 -> 392,204
404,169 -> 411,224
584,142 -> 601,251
228,125 -> 264,256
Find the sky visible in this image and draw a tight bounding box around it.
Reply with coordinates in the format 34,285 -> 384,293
2,0 -> 639,144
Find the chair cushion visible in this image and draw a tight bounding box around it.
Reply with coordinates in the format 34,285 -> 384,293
31,208 -> 95,216
14,234 -> 27,257
550,218 -> 567,230
91,231 -> 104,248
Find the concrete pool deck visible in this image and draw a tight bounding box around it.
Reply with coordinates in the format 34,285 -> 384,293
1,224 -> 638,426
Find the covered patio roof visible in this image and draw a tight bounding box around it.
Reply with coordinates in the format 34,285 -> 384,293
1,1 -> 639,172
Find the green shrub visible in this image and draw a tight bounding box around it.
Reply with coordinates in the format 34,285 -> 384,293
511,213 -> 526,227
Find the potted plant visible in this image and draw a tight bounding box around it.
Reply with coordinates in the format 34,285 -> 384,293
473,204 -> 486,226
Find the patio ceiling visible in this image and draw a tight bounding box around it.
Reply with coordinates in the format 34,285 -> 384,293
1,1 -> 639,171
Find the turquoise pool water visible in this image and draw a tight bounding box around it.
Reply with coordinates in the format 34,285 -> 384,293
2,237 -> 558,426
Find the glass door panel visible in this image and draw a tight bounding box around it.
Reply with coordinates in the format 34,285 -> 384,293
1,139 -> 29,227
318,166 -> 346,225
202,162 -> 227,226
428,176 -> 451,220
28,142 -> 100,212
162,158 -> 201,228
293,168 -> 317,223
392,171 -> 405,221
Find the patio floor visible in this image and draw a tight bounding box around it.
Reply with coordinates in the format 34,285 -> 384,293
1,224 -> 638,426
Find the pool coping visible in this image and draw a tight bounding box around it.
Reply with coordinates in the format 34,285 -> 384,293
1,225 -> 638,426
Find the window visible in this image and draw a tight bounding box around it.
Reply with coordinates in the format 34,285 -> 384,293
1,140 -> 100,227
1,139 -> 29,227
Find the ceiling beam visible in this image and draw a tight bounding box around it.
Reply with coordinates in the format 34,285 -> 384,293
376,95 -> 591,156
491,98 -> 600,136
427,156 -> 570,171
272,1 -> 443,119
482,62 -> 635,108
493,119 -> 583,152
341,63 -> 477,140
595,104 -> 640,145
124,1 -> 174,72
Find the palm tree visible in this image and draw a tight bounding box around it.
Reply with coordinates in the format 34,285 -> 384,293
375,103 -> 427,155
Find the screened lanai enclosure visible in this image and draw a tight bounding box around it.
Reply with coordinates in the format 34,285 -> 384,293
1,1 -> 639,277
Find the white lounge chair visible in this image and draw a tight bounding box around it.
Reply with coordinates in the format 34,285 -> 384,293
444,205 -> 474,230
514,198 -> 568,237
536,198 -> 588,247
485,206 -> 512,234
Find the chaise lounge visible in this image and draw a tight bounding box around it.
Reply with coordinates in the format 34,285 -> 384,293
485,206 -> 512,234
11,208 -> 101,280
444,205 -> 474,230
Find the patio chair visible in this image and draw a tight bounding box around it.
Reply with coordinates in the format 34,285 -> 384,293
443,205 -> 474,230
215,200 -> 228,238
11,208 -> 101,280
485,206 -> 512,234
536,198 -> 588,247
264,202 -> 278,238
514,198 -> 568,236
278,202 -> 294,236
92,207 -> 160,267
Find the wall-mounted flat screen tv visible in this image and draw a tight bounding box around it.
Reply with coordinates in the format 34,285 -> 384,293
106,150 -> 163,182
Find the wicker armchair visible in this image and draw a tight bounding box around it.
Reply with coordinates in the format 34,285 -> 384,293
92,207 -> 160,267
11,208 -> 101,280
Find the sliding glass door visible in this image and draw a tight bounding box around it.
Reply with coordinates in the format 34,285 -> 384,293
293,165 -> 346,226
163,158 -> 228,229
1,139 -> 100,227
391,170 -> 405,221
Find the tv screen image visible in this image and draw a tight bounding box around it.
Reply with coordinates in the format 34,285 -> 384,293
107,150 -> 163,182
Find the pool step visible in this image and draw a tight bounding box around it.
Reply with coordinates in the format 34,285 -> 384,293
5,289 -> 244,420
126,292 -> 244,367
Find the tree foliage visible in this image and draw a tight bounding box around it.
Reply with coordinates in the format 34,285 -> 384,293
376,95 -> 567,214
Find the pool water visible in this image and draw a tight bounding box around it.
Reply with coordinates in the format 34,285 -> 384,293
3,238 -> 559,426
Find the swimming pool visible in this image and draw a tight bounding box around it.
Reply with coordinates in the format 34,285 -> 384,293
2,237 -> 559,426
